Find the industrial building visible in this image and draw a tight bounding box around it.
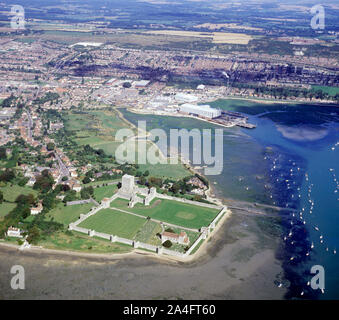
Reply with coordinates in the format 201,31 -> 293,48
179,104 -> 221,119
175,93 -> 199,103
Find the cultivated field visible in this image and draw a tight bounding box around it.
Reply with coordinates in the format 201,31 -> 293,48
110,198 -> 220,229
79,208 -> 146,239
134,220 -> 162,246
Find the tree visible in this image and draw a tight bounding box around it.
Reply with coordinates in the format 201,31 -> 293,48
0,147 -> 6,160
83,176 -> 91,184
139,176 -> 146,185
46,142 -> 55,151
122,82 -> 132,88
163,240 -> 172,248
0,169 -> 15,182
27,226 -> 40,244
33,172 -> 54,193
0,190 -> 3,204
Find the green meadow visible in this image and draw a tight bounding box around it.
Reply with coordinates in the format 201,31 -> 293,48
0,185 -> 38,203
93,184 -> 118,202
79,208 -> 146,239
46,203 -> 94,226
110,198 -> 219,229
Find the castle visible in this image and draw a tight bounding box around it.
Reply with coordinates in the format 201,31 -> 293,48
117,174 -> 157,208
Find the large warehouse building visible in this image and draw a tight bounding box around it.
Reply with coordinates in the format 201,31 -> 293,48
179,104 -> 221,119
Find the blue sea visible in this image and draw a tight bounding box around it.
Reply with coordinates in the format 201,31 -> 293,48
121,100 -> 339,299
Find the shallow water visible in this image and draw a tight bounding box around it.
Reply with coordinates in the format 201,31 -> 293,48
121,101 -> 339,299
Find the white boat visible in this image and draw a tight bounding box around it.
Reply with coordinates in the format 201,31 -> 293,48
314,226 -> 319,231
311,242 -> 314,249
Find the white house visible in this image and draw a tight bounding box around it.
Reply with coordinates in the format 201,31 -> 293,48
161,231 -> 189,245
6,227 -> 23,238
31,202 -> 43,215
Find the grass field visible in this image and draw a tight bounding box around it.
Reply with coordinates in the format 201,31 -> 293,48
93,184 -> 118,202
79,208 -> 146,239
63,109 -> 132,157
0,202 -> 16,218
39,230 -> 132,254
110,198 -> 219,229
312,85 -> 339,96
134,220 -> 162,246
46,203 -> 94,226
0,185 -> 38,203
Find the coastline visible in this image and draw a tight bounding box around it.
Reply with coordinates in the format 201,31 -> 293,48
0,99 -> 290,299
0,207 -> 286,299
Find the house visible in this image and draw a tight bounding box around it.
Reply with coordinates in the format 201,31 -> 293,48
26,176 -> 36,187
73,183 -> 82,193
161,231 -> 189,245
31,202 -> 43,215
69,168 -> 78,178
6,227 -> 23,238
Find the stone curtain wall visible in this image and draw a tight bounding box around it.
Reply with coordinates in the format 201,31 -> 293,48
157,193 -> 223,210
68,186 -> 228,259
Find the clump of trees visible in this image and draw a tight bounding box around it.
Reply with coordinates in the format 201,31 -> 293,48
81,186 -> 94,200
33,170 -> 54,193
162,240 -> 172,248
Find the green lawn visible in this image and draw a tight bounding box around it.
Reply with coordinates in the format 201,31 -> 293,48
39,231 -> 132,254
110,198 -> 219,229
46,203 -> 94,226
0,185 -> 38,202
93,184 -> 118,202
79,208 -> 146,239
0,202 -> 16,218
312,85 -> 339,96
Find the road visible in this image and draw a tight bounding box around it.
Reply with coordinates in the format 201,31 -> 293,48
55,153 -> 70,183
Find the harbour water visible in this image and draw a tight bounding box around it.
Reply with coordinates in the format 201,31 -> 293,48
121,100 -> 339,299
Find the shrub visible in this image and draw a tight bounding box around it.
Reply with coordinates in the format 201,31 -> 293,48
163,240 -> 172,248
